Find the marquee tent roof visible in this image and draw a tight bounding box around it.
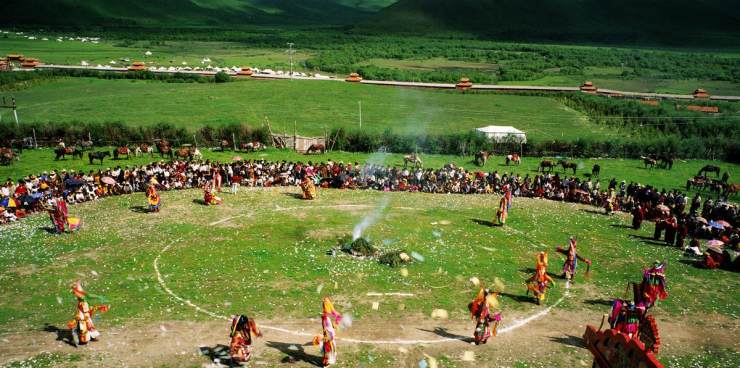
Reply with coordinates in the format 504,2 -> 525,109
475,125 -> 527,143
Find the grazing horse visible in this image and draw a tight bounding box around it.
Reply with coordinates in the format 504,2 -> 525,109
642,156 -> 657,169
134,143 -> 153,157
698,165 -> 721,177
88,151 -> 110,165
155,140 -> 174,159
403,153 -> 423,169
686,177 -> 706,192
658,155 -> 674,170
539,160 -> 555,173
505,153 -> 521,166
219,139 -> 230,151
0,147 -> 16,165
558,160 -> 577,175
724,183 -> 739,198
240,142 -> 264,152
113,146 -> 131,160
591,164 -> 601,178
306,144 -> 326,154
474,151 -> 492,166
175,147 -> 201,160
55,146 -> 82,160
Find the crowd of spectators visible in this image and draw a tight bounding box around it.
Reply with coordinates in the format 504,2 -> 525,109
2,159 -> 737,238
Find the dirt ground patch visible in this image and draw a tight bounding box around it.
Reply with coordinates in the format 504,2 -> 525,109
0,308 -> 736,367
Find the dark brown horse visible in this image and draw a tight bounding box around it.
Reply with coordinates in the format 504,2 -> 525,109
591,164 -> 601,178
113,146 -> 131,160
698,165 -> 721,177
539,160 -> 555,173
474,151 -> 492,166
558,160 -> 577,175
88,151 -> 110,165
155,140 -> 174,158
55,146 -> 82,160
658,155 -> 674,170
306,144 -> 326,154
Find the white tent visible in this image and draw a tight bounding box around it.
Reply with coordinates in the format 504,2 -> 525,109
475,125 -> 527,143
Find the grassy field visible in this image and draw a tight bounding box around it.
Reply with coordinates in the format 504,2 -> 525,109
3,34 -> 739,95
0,36 -> 313,73
0,187 -> 737,367
363,58 -> 740,95
3,148 -> 738,200
7,77 -> 598,139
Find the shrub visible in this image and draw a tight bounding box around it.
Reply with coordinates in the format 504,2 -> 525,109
214,71 -> 230,83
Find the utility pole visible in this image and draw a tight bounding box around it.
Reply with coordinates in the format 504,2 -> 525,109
286,42 -> 295,80
358,101 -> 362,129
1,96 -> 19,129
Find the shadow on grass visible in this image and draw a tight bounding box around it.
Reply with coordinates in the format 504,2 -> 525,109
41,226 -> 60,234
42,323 -> 76,347
579,208 -> 606,215
627,234 -> 669,247
418,327 -> 473,343
609,224 -> 634,229
192,199 -> 207,205
471,218 -> 499,227
549,335 -> 585,348
582,298 -> 613,306
198,344 -> 240,367
282,192 -> 305,200
129,205 -> 149,213
265,341 -> 322,367
498,291 -> 534,304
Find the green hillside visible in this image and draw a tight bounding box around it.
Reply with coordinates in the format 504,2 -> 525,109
367,0 -> 740,46
0,0 -> 397,27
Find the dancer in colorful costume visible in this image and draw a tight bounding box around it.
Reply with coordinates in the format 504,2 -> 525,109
146,179 -> 161,212
526,252 -> 555,305
48,196 -> 82,233
608,299 -> 645,340
203,180 -> 223,205
468,287 -> 502,345
495,187 -> 511,225
557,237 -> 591,285
67,281 -> 109,346
636,261 -> 668,309
313,297 -> 342,366
229,314 -> 262,363
300,168 -> 317,200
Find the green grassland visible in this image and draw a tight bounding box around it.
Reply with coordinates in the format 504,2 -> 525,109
7,77 -> 597,139
3,149 -> 738,200
360,57 -> 740,95
0,36 -> 313,73
3,33 -> 739,95
0,186 -> 737,367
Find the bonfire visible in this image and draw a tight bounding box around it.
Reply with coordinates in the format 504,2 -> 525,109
337,235 -> 412,267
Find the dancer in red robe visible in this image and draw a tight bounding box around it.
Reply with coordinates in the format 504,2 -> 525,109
229,314 -> 262,363
469,287 -> 502,345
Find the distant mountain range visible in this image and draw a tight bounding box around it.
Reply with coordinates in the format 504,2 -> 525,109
366,0 -> 740,45
0,0 -> 396,27
2,0 -> 738,46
